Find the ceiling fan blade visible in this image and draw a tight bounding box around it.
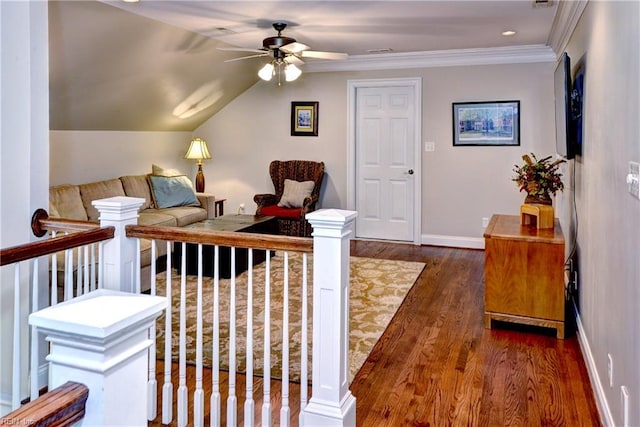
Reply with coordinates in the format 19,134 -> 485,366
217,47 -> 265,54
286,55 -> 305,66
301,50 -> 348,60
281,42 -> 310,54
223,53 -> 270,63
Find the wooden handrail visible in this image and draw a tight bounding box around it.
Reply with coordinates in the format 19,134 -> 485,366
0,381 -> 89,427
31,209 -> 99,236
0,227 -> 115,266
38,218 -> 100,233
126,224 -> 314,253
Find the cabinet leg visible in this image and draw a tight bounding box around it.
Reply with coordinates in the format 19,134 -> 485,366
556,323 -> 565,339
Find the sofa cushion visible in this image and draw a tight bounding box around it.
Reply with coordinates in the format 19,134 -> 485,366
148,175 -> 199,209
49,184 -> 88,221
260,204 -> 303,219
152,164 -> 183,177
277,179 -> 315,208
158,206 -> 208,227
120,175 -> 152,210
79,179 -> 126,221
138,211 -> 178,227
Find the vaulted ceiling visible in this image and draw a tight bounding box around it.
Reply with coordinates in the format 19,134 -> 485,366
48,1 -> 559,131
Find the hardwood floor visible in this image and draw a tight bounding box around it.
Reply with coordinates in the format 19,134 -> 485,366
149,241 -> 601,426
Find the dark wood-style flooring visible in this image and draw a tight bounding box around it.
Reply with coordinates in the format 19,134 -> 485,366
149,241 -> 601,426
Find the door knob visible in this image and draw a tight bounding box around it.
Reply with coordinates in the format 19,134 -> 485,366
408,169 -> 414,175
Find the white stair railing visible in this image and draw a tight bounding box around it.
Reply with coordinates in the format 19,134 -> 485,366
99,201 -> 358,426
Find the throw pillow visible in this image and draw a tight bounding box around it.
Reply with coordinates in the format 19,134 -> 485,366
152,164 -> 183,177
277,179 -> 315,208
148,175 -> 199,209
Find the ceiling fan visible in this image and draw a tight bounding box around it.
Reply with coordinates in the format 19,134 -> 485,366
218,22 -> 348,84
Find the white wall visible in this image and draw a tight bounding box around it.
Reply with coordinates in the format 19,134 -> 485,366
195,62 -> 556,242
0,1 -> 50,414
561,2 -> 640,426
50,130 -> 195,185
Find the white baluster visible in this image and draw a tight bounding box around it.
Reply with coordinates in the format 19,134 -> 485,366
299,252 -> 309,427
12,265 -> 21,409
148,240 -> 158,421
244,249 -> 255,427
162,241 -> 173,425
227,248 -> 237,426
211,245 -> 221,427
30,259 -> 39,403
98,241 -> 105,290
262,254 -> 272,427
64,248 -> 72,301
280,252 -> 290,427
90,244 -> 97,291
178,242 -> 188,427
135,238 -> 142,294
83,245 -> 90,295
76,247 -> 82,297
51,231 -> 58,305
194,244 -> 205,427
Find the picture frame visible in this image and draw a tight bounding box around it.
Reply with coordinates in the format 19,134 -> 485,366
291,101 -> 319,136
452,100 -> 520,146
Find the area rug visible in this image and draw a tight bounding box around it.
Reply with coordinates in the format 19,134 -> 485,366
155,252 -> 425,383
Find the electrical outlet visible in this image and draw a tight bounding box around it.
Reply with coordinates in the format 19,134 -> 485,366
607,353 -> 613,388
482,217 -> 489,228
424,141 -> 435,152
621,386 -> 629,427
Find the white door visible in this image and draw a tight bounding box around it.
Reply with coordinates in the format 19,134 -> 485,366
355,85 -> 416,241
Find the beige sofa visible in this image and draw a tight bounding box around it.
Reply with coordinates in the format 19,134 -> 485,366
49,174 -> 216,293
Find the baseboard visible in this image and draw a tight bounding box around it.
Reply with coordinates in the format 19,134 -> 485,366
421,234 -> 485,249
572,300 -> 614,427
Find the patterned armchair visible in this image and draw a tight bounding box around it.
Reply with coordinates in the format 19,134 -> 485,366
254,160 -> 325,237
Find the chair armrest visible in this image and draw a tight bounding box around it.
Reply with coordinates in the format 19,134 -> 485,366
301,194 -> 320,214
196,192 -> 216,220
254,194 -> 277,212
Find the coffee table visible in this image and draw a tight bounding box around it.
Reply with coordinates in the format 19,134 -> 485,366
173,214 -> 276,278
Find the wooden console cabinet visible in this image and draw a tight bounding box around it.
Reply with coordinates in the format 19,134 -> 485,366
483,214 -> 566,338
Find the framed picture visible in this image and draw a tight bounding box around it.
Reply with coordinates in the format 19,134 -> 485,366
452,100 -> 520,146
291,101 -> 319,136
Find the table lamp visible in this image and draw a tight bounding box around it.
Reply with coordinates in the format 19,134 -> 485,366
184,137 -> 211,192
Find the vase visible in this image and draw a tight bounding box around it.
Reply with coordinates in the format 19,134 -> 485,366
524,192 -> 552,205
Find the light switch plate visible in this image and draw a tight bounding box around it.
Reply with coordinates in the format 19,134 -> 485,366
424,142 -> 435,152
628,161 -> 639,199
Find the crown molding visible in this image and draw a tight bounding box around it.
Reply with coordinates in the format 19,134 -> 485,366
547,0 -> 588,56
304,44 -> 556,73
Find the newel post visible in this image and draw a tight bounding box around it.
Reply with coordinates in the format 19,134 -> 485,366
29,289 -> 166,426
92,196 -> 145,293
303,208 -> 358,426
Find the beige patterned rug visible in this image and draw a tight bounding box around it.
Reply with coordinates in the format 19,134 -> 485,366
155,252 -> 425,384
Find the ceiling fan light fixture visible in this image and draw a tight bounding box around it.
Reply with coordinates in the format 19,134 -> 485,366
284,63 -> 302,82
258,62 -> 275,81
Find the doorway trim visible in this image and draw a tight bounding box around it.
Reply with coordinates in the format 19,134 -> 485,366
347,77 -> 422,244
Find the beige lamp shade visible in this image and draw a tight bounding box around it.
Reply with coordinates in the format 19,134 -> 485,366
184,137 -> 211,192
184,138 -> 211,163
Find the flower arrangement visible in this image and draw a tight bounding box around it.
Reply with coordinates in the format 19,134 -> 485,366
512,153 -> 565,203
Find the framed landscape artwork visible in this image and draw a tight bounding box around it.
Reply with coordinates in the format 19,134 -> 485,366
452,100 -> 520,146
291,101 -> 319,136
